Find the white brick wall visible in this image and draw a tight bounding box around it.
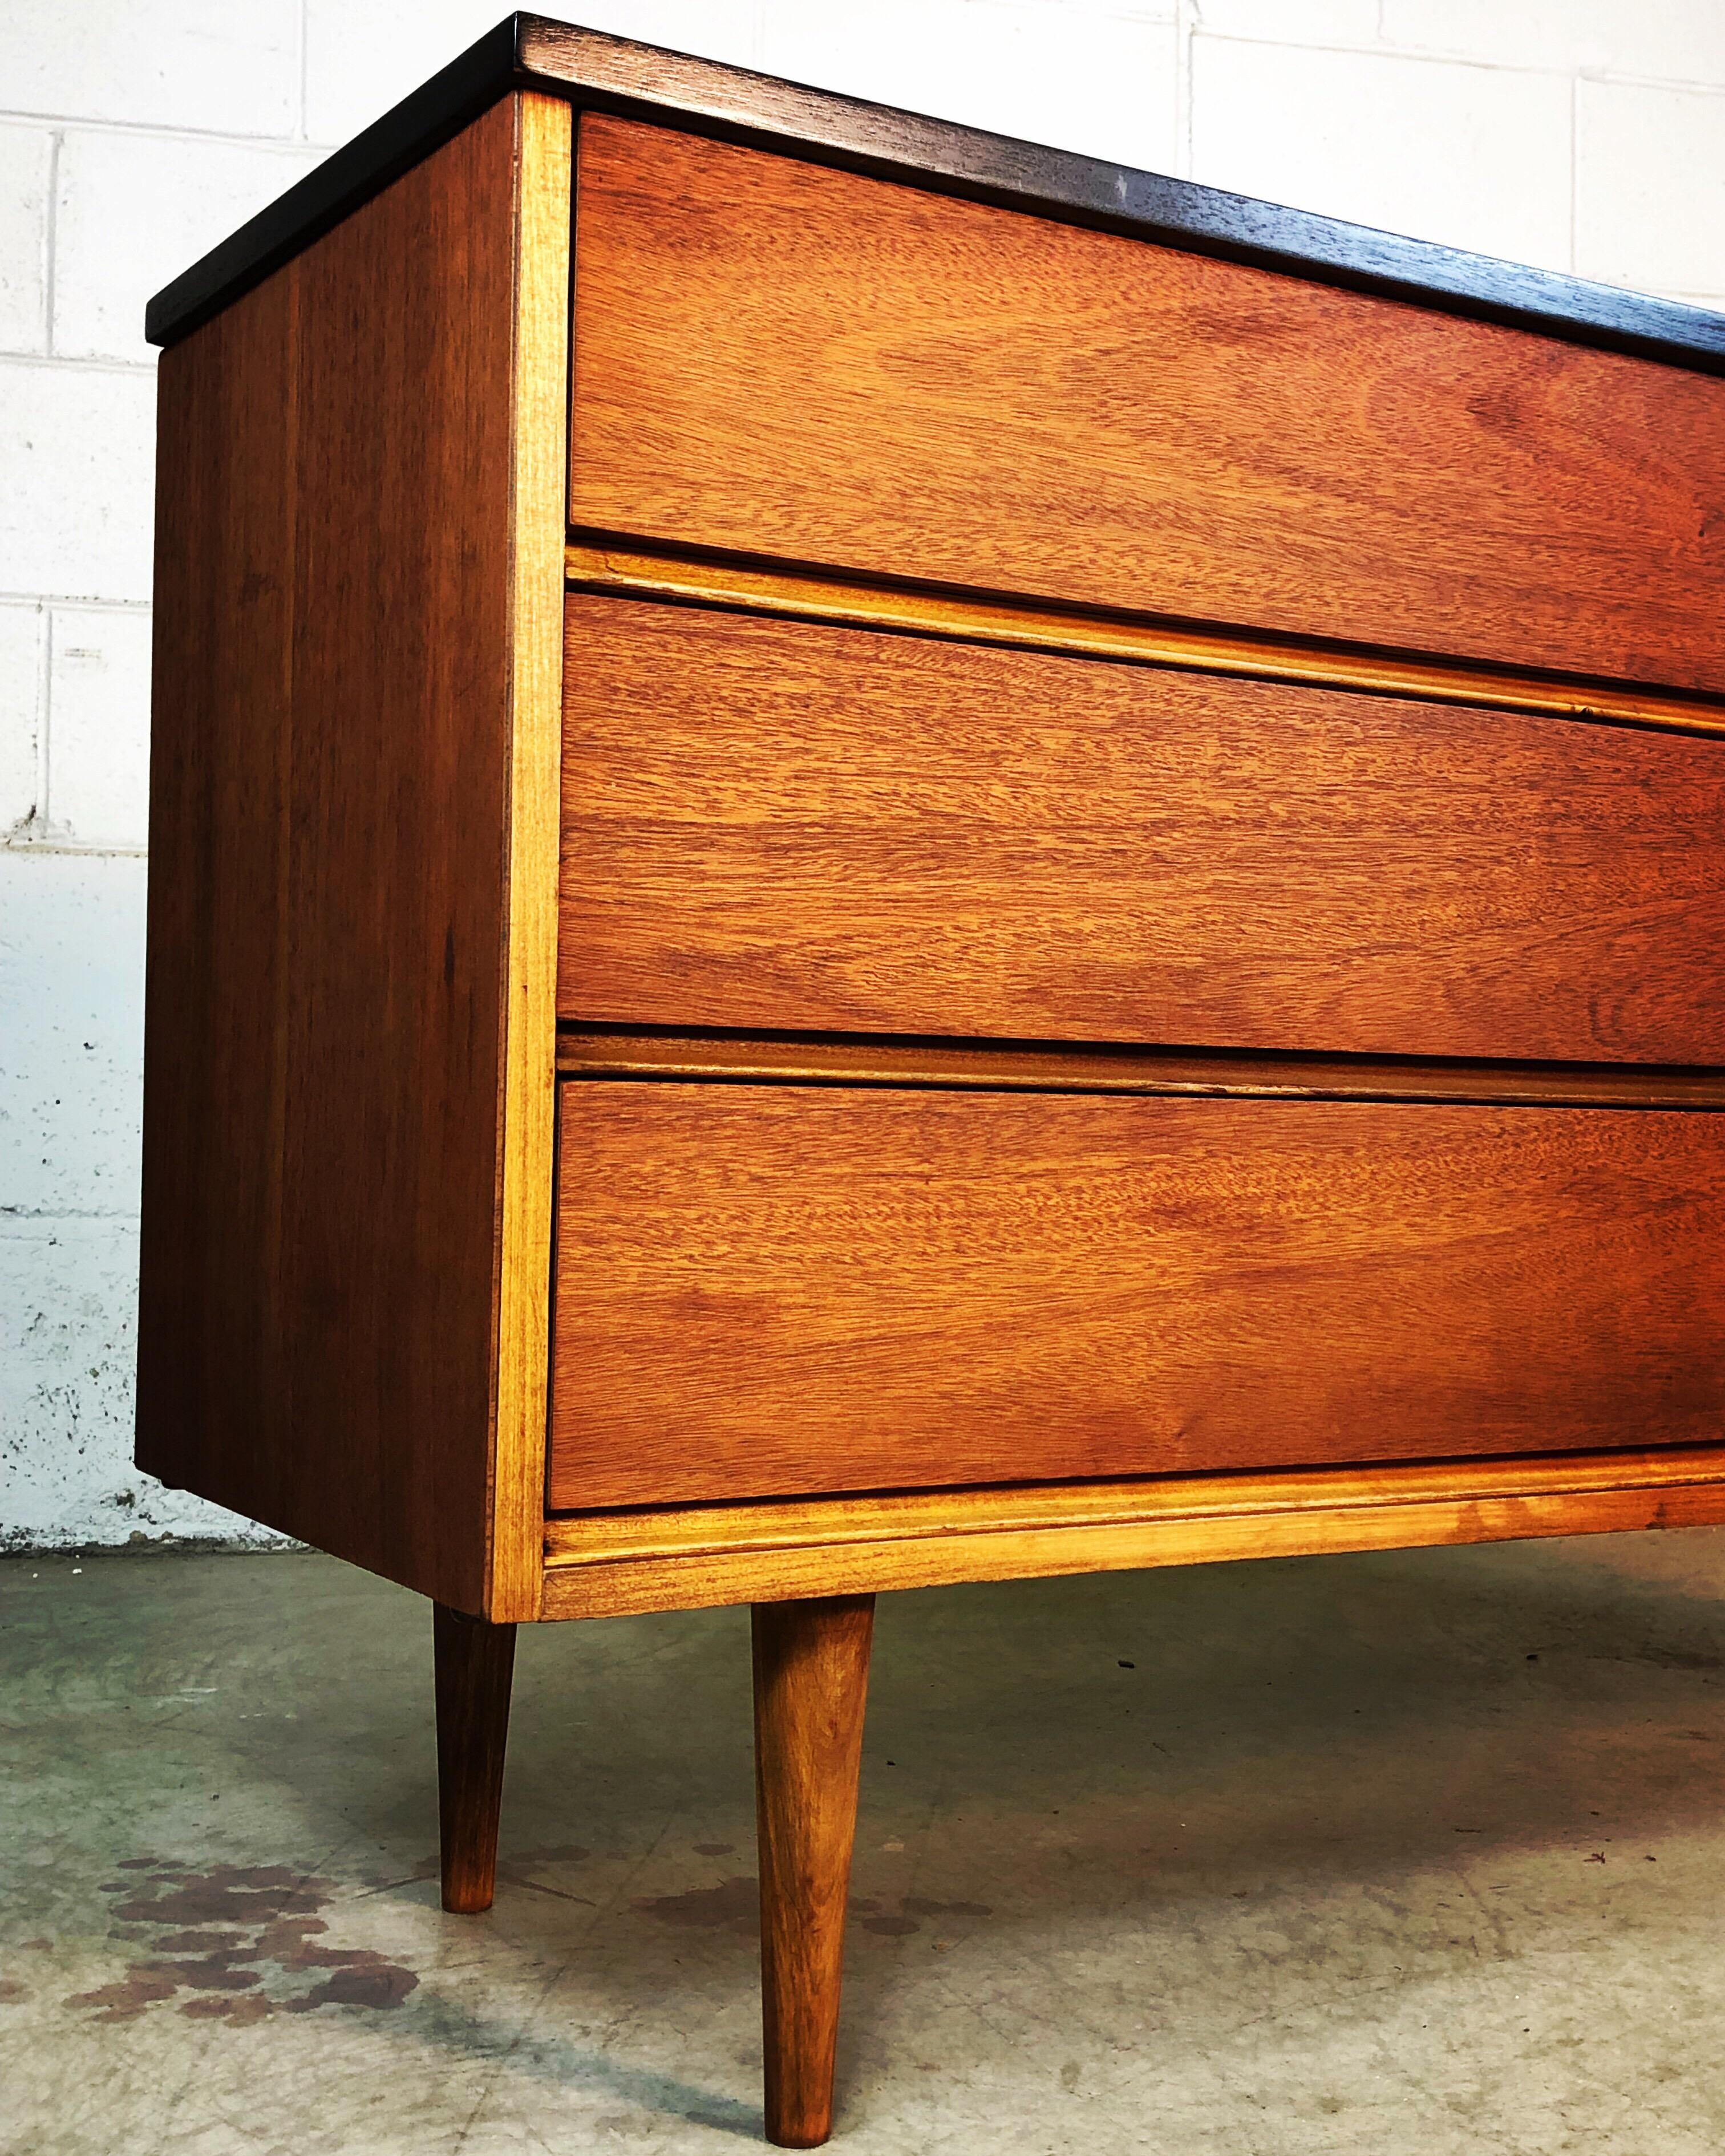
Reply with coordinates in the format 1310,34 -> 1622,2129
2,0 -> 1723,1550
0,0 -> 301,133
55,131 -> 326,366
0,127 -> 53,352
759,2 -> 1180,170
1577,76 -> 1725,298
0,605 -> 46,836
1191,38 -> 1574,270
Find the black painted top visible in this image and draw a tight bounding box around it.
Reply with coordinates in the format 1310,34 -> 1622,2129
147,10 -> 1725,374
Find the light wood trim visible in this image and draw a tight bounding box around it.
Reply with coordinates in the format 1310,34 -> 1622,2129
565,540 -> 1725,740
487,92 -> 572,1624
546,1445 -> 1725,1559
540,1447 -> 1725,1617
556,1030 -> 1725,1112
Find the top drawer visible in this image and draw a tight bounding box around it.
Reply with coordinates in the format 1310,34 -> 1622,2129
569,115 -> 1725,694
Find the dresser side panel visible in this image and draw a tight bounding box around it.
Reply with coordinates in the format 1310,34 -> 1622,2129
137,98 -> 534,1610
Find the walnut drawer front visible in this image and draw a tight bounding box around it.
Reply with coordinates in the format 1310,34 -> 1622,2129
568,115 -> 1725,694
558,594 -> 1725,1066
546,1084 -> 1725,1511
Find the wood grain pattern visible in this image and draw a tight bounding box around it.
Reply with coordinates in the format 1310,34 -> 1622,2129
555,1028 -> 1725,1111
565,540 -> 1725,742
541,1461 -> 1725,1620
569,117 -> 1725,693
488,92 -> 572,1626
558,596 -> 1725,1065
435,1603 -> 518,1914
753,1596 -> 874,2150
137,97 -> 548,1615
548,1084 -> 1725,1512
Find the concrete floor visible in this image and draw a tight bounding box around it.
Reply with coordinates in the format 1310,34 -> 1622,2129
5,1538 -> 1725,2155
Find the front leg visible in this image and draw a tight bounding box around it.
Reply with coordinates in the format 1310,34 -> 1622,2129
752,1594 -> 877,2148
434,1602 -> 517,1914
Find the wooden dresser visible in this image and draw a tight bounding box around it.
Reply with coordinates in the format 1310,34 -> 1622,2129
139,15 -> 1725,2145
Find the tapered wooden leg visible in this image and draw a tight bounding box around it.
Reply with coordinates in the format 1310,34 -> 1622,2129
434,1602 -> 516,1914
753,1594 -> 876,2150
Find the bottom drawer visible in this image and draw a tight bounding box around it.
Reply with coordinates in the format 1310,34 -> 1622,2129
547,1082 -> 1725,1511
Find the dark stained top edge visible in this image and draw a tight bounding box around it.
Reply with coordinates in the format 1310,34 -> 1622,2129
147,10 -> 1725,375
146,15 -> 521,347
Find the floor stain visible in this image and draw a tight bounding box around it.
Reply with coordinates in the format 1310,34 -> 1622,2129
633,1877 -> 760,1934
508,1844 -> 592,1869
0,1979 -> 30,2004
861,1895 -> 993,1938
857,1913 -> 921,1937
64,1860 -> 420,2025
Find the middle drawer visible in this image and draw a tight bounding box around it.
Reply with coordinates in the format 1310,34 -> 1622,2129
559,594 -> 1725,1065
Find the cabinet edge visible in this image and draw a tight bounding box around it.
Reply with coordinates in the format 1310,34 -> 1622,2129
486,90 -> 572,1624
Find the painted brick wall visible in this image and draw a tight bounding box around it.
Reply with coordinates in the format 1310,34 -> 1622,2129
3,1 -> 1722,1549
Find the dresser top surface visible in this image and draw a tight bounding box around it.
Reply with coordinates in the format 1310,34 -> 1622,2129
146,9 -> 1725,374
